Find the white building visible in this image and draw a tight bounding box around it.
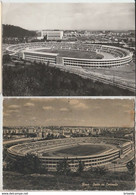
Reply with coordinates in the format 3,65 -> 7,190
37,30 -> 63,40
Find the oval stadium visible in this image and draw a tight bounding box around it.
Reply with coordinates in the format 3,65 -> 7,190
6,42 -> 133,68
7,137 -> 133,171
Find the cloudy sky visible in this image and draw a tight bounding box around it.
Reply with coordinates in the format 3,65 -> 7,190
2,3 -> 135,30
3,98 -> 134,127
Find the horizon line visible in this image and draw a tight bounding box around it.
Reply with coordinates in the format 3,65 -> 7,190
3,24 -> 135,32
3,125 -> 134,128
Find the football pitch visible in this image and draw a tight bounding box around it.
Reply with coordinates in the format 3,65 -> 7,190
44,144 -> 110,157
35,48 -> 103,59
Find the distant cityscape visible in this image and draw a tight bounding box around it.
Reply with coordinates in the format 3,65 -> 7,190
3,26 -> 135,52
3,126 -> 134,140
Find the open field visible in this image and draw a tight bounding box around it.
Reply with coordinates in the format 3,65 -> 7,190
35,48 -> 103,59
44,144 -> 109,157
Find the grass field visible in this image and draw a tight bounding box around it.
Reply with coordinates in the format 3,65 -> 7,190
45,144 -> 109,157
3,170 -> 135,190
35,48 -> 103,59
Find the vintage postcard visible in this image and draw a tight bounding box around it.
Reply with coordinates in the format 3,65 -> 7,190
2,2 -> 135,96
3,98 -> 135,190
1,1 -> 136,194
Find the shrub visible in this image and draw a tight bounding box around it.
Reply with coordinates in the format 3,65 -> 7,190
57,159 -> 71,176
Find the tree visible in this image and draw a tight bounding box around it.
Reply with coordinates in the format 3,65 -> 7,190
97,166 -> 107,175
22,153 -> 41,174
3,54 -> 11,64
6,153 -> 46,174
89,166 -> 107,175
77,160 -> 84,174
57,159 -> 71,175
47,61 -> 50,66
126,160 -> 135,176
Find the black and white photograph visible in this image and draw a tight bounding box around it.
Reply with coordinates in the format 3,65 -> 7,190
2,2 -> 135,96
3,98 -> 135,190
0,0 -> 136,194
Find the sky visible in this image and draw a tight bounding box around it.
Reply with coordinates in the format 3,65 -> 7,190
2,2 -> 135,31
3,98 -> 135,127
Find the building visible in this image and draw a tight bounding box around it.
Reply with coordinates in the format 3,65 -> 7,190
7,42 -> 133,68
23,50 -> 58,64
47,31 -> 63,41
37,30 -> 63,41
7,137 -> 134,172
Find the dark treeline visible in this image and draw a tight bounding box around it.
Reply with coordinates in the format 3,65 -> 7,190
3,24 -> 36,38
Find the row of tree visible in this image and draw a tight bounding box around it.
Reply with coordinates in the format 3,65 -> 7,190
5,153 -> 46,174
4,152 -> 134,176
4,153 -> 85,175
56,159 -> 84,176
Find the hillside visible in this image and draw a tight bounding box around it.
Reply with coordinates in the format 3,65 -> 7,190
3,62 -> 133,96
3,24 -> 36,38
